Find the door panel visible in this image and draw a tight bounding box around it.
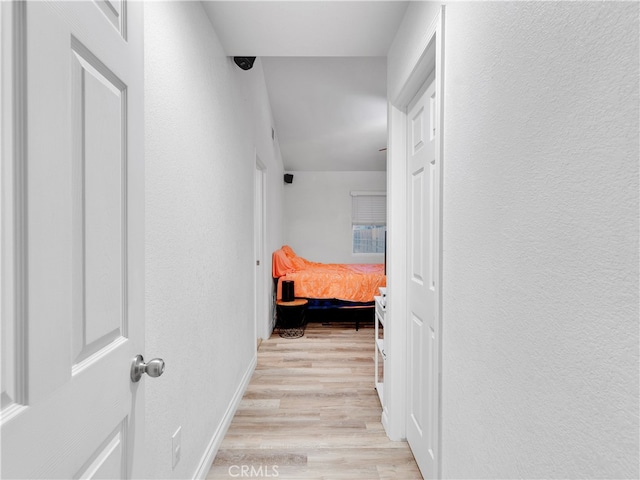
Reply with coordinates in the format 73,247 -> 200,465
1,2 -> 144,478
254,163 -> 266,339
406,78 -> 439,479
410,313 -> 424,435
428,159 -> 436,291
411,168 -> 425,285
427,325 -> 436,458
94,0 -> 126,38
74,419 -> 128,479
71,37 -> 128,369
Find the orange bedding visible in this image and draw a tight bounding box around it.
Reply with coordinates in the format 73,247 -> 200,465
273,246 -> 386,303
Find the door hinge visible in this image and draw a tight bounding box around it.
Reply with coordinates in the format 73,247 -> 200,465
256,260 -> 260,266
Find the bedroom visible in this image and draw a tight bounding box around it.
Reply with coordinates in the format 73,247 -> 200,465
256,54 -> 391,335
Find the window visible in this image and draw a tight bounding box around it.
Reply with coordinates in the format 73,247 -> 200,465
351,191 -> 386,254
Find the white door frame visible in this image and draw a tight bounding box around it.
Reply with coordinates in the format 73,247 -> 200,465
385,5 -> 444,476
1,0 -> 28,422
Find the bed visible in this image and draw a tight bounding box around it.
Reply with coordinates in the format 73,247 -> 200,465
272,246 -> 386,329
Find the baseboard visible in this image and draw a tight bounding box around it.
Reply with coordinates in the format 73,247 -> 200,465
192,353 -> 258,480
381,407 -> 390,437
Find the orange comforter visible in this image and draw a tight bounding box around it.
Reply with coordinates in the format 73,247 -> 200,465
273,246 -> 386,302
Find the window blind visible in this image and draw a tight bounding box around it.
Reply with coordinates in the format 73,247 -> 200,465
351,192 -> 387,226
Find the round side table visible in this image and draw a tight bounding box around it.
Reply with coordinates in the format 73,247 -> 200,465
276,298 -> 308,338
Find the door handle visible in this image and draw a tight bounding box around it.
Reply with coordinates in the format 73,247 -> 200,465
130,354 -> 165,382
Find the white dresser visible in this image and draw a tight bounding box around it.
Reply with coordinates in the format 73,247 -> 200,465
374,287 -> 386,406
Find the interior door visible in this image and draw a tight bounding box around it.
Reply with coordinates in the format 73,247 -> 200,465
406,78 -> 439,479
1,1 -> 145,478
254,162 -> 266,341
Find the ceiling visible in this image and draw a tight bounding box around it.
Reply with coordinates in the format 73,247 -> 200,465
261,57 -> 387,171
202,1 -> 409,171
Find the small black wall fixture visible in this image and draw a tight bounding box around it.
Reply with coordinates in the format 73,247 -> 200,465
284,174 -> 294,184
233,57 -> 256,70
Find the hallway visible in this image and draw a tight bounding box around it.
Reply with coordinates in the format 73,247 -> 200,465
1,0 -> 637,478
206,322 -> 421,479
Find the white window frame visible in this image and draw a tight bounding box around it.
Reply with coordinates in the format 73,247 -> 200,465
351,191 -> 386,255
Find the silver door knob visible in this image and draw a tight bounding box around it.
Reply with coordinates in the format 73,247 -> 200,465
130,354 -> 165,382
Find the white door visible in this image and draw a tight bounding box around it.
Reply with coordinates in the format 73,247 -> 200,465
254,161 -> 266,340
1,1 -> 146,478
406,78 -> 440,479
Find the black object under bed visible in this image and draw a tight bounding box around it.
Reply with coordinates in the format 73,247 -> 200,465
303,298 -> 374,330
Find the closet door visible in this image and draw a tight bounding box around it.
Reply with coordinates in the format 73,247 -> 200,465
406,76 -> 439,480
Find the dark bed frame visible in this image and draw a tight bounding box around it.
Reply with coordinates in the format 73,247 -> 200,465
271,279 -> 374,331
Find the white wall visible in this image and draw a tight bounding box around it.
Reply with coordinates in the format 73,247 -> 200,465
386,1 -> 441,103
389,1 -> 639,478
234,58 -> 286,337
233,57 -> 285,263
144,3 -> 284,479
384,0 -> 443,442
441,3 -> 638,478
283,171 -> 386,264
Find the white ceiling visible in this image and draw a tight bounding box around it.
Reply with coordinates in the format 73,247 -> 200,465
262,57 -> 387,171
202,1 -> 408,57
202,1 -> 409,171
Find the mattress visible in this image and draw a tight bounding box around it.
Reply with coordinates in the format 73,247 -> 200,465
273,246 -> 386,303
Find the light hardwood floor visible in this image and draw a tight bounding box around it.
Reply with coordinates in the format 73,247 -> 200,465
206,320 -> 422,480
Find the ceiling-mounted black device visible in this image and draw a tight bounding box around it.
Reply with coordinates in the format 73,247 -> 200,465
233,57 -> 256,70
284,174 -> 294,184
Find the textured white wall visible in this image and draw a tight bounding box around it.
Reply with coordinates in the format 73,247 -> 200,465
284,171 -> 386,264
240,58 -> 285,268
235,58 -> 286,338
144,3 -> 283,478
386,1 -> 440,103
440,2 -> 639,479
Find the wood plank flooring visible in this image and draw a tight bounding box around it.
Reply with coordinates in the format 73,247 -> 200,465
206,321 -> 422,480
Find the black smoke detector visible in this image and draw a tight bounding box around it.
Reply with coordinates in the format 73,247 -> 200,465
233,57 -> 256,70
